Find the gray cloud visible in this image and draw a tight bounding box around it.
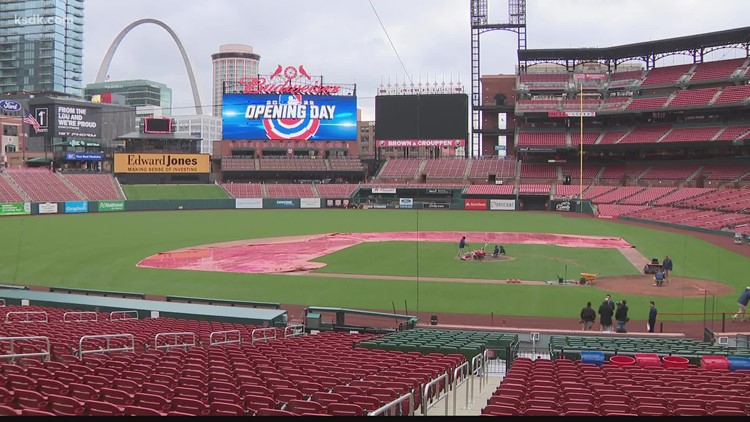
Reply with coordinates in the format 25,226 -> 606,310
83,0 -> 749,120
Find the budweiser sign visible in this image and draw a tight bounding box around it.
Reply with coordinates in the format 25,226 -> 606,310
240,64 -> 341,95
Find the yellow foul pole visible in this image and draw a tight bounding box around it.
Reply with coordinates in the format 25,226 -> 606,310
579,81 -> 584,200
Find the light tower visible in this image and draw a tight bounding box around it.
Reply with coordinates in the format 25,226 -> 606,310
470,0 -> 526,157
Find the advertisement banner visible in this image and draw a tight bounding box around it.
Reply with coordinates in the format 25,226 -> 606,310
464,199 -> 487,210
300,198 -> 321,209
427,189 -> 451,195
274,199 -> 299,209
0,203 -> 31,216
377,139 -> 464,148
490,199 -> 516,211
552,199 -> 580,213
54,105 -> 102,139
236,198 -> 263,209
98,201 -> 124,212
371,187 -> 397,194
426,203 -> 450,209
548,111 -> 596,118
64,201 -> 88,214
39,202 -> 58,214
114,153 -> 210,173
222,93 -> 357,141
65,152 -> 103,161
399,198 -> 414,209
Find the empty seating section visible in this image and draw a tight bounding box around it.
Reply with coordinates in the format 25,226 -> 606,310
627,206 -> 750,231
596,204 -> 650,218
516,131 -> 567,147
464,185 -> 515,195
554,185 -> 588,198
608,70 -> 643,88
518,184 -> 550,195
688,58 -> 746,82
258,159 -> 326,172
423,159 -> 467,179
640,63 -> 693,86
329,159 -> 366,172
266,184 -> 316,198
561,164 -> 600,180
220,183 -> 264,198
591,187 -> 646,204
377,159 -> 421,180
653,188 -> 714,205
617,125 -> 671,144
600,97 -> 630,110
570,131 -> 601,146
6,169 -> 82,202
598,164 -> 647,180
700,163 -> 750,181
712,85 -> 750,105
619,187 -> 677,205
0,175 -> 24,202
467,158 -> 517,181
659,126 -> 722,143
582,185 -> 616,200
668,87 -> 720,108
625,96 -> 671,110
561,99 -> 600,111
716,125 -> 750,141
516,99 -> 559,110
638,163 -> 699,180
314,184 -> 357,198
62,174 -> 123,201
221,157 -> 256,171
519,163 -> 557,180
596,129 -> 628,145
519,73 -> 569,89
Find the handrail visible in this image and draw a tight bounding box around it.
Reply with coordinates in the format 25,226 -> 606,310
251,327 -> 277,344
110,310 -> 138,321
78,334 -> 134,360
209,330 -> 242,346
421,372 -> 449,416
451,361 -> 471,415
283,323 -> 305,338
154,332 -> 196,351
470,352 -> 486,398
368,391 -> 414,416
0,336 -> 50,362
63,311 -> 98,323
4,311 -> 48,323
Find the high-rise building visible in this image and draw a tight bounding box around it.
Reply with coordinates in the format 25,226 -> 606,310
0,0 -> 85,96
211,44 -> 260,117
84,79 -> 172,114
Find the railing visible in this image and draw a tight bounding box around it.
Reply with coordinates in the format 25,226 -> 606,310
154,332 -> 196,351
49,286 -> 145,299
283,323 -> 305,338
368,392 -> 415,416
110,310 -> 138,321
421,372 -> 450,416
0,336 -> 50,362
63,311 -> 98,323
209,329 -> 242,346
5,311 -> 48,323
251,327 -> 277,344
78,334 -> 134,360
451,360 -> 471,415
470,352 -> 487,398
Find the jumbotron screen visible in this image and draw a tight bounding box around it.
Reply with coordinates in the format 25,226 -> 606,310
375,94 -> 468,140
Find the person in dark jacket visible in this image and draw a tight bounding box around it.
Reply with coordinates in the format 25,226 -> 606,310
580,301 -> 597,330
662,256 -> 673,280
732,287 -> 750,322
648,301 -> 657,333
598,295 -> 615,332
615,299 -> 629,333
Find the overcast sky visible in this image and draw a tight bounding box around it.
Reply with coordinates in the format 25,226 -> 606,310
82,0 -> 749,120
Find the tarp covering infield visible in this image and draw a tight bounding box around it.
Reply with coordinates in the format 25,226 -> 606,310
137,231 -> 634,274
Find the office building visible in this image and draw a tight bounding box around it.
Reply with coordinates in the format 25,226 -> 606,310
85,79 -> 172,114
211,44 -> 260,116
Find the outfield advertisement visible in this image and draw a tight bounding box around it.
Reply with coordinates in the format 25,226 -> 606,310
64,201 -> 88,214
274,199 -> 299,209
371,187 -> 397,194
39,202 -> 58,214
98,201 -> 125,212
399,198 -> 414,209
490,199 -> 516,211
464,199 -> 487,210
0,203 -> 31,216
300,198 -> 321,209
236,198 -> 263,209
114,153 -> 210,173
326,199 -> 351,208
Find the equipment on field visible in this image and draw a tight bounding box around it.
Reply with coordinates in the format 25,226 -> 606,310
643,258 -> 663,274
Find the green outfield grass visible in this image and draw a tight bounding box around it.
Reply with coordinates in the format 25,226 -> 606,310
0,209 -> 747,321
312,242 -> 640,280
122,184 -> 229,200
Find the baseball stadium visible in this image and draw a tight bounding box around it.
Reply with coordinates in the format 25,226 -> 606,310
1,1 -> 750,417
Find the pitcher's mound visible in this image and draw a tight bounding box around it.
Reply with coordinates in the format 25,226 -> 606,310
594,275 -> 734,298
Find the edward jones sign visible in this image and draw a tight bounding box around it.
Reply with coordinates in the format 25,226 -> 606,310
114,153 -> 210,173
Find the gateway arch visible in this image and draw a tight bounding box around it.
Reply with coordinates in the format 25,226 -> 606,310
95,18 -> 203,115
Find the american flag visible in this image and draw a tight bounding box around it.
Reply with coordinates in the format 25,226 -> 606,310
23,109 -> 40,132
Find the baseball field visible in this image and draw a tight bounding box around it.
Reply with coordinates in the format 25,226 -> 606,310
1,205 -> 748,326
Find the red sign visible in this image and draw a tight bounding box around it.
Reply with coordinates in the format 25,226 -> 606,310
548,111 -> 596,118
239,64 -> 341,95
464,199 -> 487,210
377,139 -> 465,148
